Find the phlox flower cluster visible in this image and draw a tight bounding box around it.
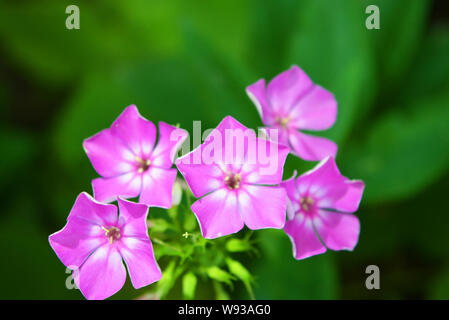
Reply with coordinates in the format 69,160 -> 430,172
49,66 -> 364,300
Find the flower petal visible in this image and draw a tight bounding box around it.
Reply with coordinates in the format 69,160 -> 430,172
334,180 -> 365,213
246,79 -> 275,124
150,122 -> 188,168
191,189 -> 244,239
284,215 -> 326,260
92,172 -> 142,204
262,126 -> 290,148
75,245 -> 127,300
117,198 -> 149,238
177,156 -> 224,198
83,129 -> 135,177
240,138 -> 289,185
288,85 -> 337,131
67,192 -> 118,227
119,237 -> 162,289
238,185 -> 287,230
288,130 -> 337,161
280,171 -> 298,201
298,156 -> 359,208
267,65 -> 314,114
139,167 -> 177,208
280,171 -> 300,220
110,105 -> 157,158
315,211 -> 360,252
49,216 -> 106,268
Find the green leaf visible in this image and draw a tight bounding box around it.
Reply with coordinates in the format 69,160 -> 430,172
182,272 -> 198,300
342,92 -> 449,203
225,238 -> 252,253
0,197 -> 80,299
177,0 -> 250,64
213,282 -> 230,300
0,1 -> 179,86
53,61 -> 203,178
149,218 -> 173,234
0,128 -> 35,185
362,0 -> 430,90
247,0 -> 303,77
225,258 -> 253,283
399,26 -> 449,101
252,229 -> 337,299
156,261 -> 185,298
206,266 -> 235,286
287,0 -> 375,144
225,258 -> 255,299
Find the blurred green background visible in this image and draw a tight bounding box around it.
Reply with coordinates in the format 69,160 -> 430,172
1,0 -> 449,299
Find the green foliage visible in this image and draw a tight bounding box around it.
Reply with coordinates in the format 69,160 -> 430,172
226,258 -> 255,299
430,266 -> 449,299
362,0 -> 430,91
0,128 -> 35,185
252,229 -> 337,299
342,92 -> 449,203
206,266 -> 235,286
287,0 -> 376,144
226,238 -> 254,253
182,272 -> 198,300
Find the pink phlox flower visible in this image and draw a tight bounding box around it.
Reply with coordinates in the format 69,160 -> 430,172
246,65 -> 338,161
281,156 -> 364,260
176,116 -> 289,239
83,105 -> 188,208
49,192 -> 162,300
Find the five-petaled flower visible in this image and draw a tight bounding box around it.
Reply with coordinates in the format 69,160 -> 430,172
176,116 -> 289,239
49,192 -> 162,300
281,156 -> 364,260
246,65 -> 338,161
83,105 -> 188,208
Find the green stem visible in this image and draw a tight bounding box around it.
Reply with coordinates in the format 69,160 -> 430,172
152,237 -> 182,252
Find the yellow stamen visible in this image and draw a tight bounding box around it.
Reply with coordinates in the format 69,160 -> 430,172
275,116 -> 291,128
102,226 -> 121,244
225,173 -> 241,190
300,197 -> 315,212
136,157 -> 151,173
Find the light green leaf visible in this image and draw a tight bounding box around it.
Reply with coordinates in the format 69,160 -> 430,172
225,238 -> 252,253
206,266 -> 235,286
182,272 -> 198,300
226,258 -> 253,283
213,282 -> 230,300
225,258 -> 255,299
